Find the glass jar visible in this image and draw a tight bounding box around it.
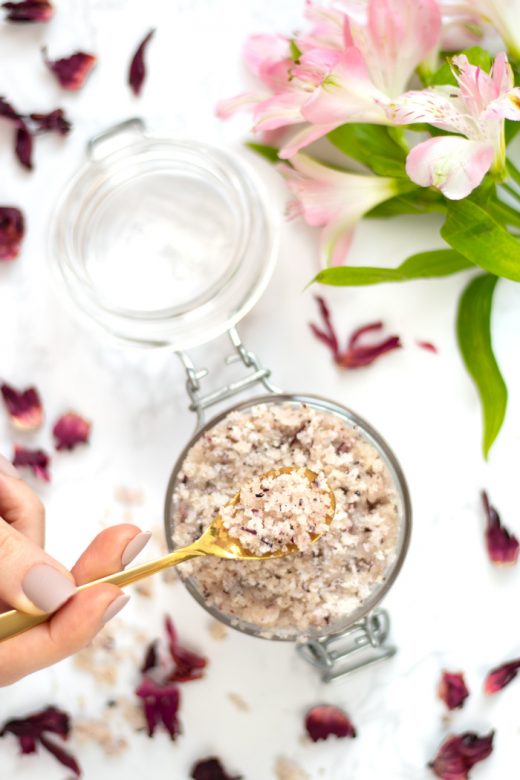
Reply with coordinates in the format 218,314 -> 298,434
49,120 -> 412,681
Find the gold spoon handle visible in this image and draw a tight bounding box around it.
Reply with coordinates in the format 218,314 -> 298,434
0,544 -> 203,643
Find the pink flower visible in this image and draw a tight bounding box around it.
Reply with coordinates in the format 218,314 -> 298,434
280,153 -> 399,265
440,0 -> 520,59
391,52 -> 520,198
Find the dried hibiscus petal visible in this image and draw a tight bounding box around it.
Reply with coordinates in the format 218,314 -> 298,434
305,705 -> 356,742
0,706 -> 80,776
482,491 -> 519,565
417,340 -> 438,353
129,29 -> 155,96
1,383 -> 43,430
484,657 -> 520,694
43,49 -> 97,91
15,124 -> 33,169
438,671 -> 469,710
30,109 -> 71,136
141,640 -> 158,674
0,96 -> 22,123
135,677 -> 181,739
13,446 -> 50,481
1,0 -> 53,22
0,207 -> 24,261
428,731 -> 494,779
52,412 -> 91,451
191,757 -> 242,780
310,297 -> 401,369
165,615 -> 207,682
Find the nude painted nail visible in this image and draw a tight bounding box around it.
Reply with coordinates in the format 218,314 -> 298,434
0,454 -> 20,479
121,531 -> 151,568
102,594 -> 130,625
22,564 -> 76,613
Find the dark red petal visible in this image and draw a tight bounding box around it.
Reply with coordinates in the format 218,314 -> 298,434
13,445 -> 51,481
128,29 -> 155,96
135,678 -> 181,739
39,735 -> 81,776
190,757 -> 242,780
305,705 -> 356,742
19,735 -> 37,753
428,732 -> 494,779
165,616 -> 207,682
0,96 -> 24,124
309,296 -> 339,358
484,658 -> 520,694
348,321 -> 384,350
141,640 -> 158,673
52,412 -> 91,451
30,109 -> 72,136
482,491 -> 519,565
43,49 -> 97,91
15,124 -> 33,170
338,335 -> 402,368
1,383 -> 43,430
417,340 -> 438,353
0,207 -> 24,261
438,671 -> 470,710
1,0 -> 53,22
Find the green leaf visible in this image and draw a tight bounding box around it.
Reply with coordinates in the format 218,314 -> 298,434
429,46 -> 492,86
245,141 -> 279,163
314,248 -> 473,286
289,39 -> 302,62
327,124 -> 407,177
366,189 -> 446,218
441,199 -> 520,281
505,119 -> 520,145
456,273 -> 507,458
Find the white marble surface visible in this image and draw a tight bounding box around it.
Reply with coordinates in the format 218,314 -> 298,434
1,1 -> 520,778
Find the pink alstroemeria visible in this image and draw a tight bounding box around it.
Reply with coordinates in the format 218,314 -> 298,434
280,153 -> 400,265
440,0 -> 520,60
391,52 -> 520,199
218,0 -> 441,158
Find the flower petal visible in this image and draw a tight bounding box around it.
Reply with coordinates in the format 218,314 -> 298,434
428,732 -> 494,779
0,207 -> 24,261
0,706 -> 79,776
29,109 -> 72,135
128,29 -> 155,96
1,383 -> 43,430
52,412 -> 91,451
417,340 -> 438,353
405,137 -> 494,199
43,49 -> 97,91
165,616 -> 207,682
438,671 -> 470,710
1,0 -> 53,22
190,757 -> 242,780
482,490 -> 519,565
305,705 -> 356,741
12,446 -> 51,481
135,678 -> 181,739
15,124 -> 33,170
484,657 -> 520,694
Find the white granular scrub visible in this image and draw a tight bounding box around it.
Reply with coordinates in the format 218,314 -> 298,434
219,468 -> 332,556
171,402 -> 400,635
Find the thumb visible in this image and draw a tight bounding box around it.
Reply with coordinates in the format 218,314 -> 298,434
0,519 -> 76,615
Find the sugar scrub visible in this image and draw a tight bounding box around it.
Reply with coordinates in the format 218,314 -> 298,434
171,402 -> 400,635
219,468 -> 333,556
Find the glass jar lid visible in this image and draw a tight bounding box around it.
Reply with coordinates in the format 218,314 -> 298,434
49,119 -> 278,348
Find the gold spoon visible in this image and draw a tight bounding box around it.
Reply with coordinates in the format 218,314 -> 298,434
0,466 -> 335,642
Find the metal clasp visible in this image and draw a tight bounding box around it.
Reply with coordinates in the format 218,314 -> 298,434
296,609 -> 396,682
177,327 -> 280,428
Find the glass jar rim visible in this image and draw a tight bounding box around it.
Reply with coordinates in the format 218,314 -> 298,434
164,392 -> 412,643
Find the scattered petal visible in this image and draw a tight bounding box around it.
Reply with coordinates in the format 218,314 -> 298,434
135,678 -> 180,739
13,446 -> 51,481
15,124 -> 33,170
0,706 -> 80,776
43,49 -> 97,91
30,109 -> 72,135
310,297 -> 401,369
52,412 -> 92,451
1,383 -> 43,430
0,96 -> 23,124
129,29 -> 155,96
165,616 -> 207,682
482,491 -> 519,565
190,757 -> 242,780
428,732 -> 494,779
0,207 -> 24,261
484,657 -> 520,694
305,705 -> 356,742
1,0 -> 53,22
417,340 -> 438,353
438,671 -> 470,710
141,641 -> 158,674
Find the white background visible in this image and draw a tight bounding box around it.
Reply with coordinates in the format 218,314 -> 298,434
1,1 -> 520,778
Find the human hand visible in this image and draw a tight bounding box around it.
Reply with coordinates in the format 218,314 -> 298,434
0,455 -> 151,686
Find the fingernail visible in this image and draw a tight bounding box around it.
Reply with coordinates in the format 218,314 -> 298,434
121,531 -> 152,568
102,594 -> 130,625
22,564 -> 76,613
0,454 -> 20,479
